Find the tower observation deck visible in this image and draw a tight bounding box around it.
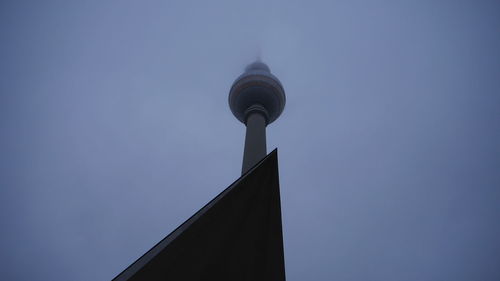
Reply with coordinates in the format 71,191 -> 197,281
229,61 -> 286,174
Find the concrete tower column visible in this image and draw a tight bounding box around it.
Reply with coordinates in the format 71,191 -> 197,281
242,105 -> 267,173
229,61 -> 286,174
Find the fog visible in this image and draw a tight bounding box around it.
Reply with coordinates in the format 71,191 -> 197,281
1,1 -> 499,280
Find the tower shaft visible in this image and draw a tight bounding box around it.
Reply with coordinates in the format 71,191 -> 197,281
242,112 -> 267,174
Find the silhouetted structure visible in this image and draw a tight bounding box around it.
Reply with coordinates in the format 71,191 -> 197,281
113,150 -> 285,281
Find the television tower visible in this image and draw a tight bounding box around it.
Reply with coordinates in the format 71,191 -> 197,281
229,60 -> 286,174
113,60 -> 287,281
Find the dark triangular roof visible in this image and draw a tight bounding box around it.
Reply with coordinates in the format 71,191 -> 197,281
113,149 -> 286,281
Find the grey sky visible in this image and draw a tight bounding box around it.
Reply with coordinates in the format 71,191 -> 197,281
1,1 -> 499,280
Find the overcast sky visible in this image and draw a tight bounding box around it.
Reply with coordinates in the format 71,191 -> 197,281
1,1 -> 500,280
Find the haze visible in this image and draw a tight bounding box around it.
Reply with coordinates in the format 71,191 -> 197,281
1,1 -> 499,280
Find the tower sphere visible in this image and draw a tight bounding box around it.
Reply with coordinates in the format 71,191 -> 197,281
229,61 -> 286,125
